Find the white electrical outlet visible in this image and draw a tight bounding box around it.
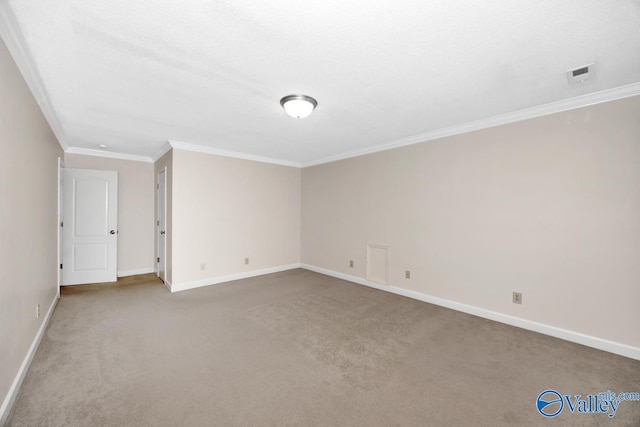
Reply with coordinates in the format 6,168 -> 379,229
245,258 -> 249,265
200,263 -> 205,271
513,292 -> 522,304
405,270 -> 411,279
349,260 -> 354,268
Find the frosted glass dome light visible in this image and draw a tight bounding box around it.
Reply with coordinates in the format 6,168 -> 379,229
280,94 -> 318,119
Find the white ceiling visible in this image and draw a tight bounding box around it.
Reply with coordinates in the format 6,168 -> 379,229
3,0 -> 640,165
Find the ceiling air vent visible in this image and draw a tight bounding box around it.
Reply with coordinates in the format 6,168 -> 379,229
566,63 -> 595,84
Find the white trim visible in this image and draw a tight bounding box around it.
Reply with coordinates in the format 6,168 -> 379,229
65,147 -> 153,163
300,264 -> 640,361
170,263 -> 301,293
64,79 -> 640,167
62,83 -> 640,168
151,142 -> 172,162
169,140 -> 301,168
156,166 -> 167,283
300,82 -> 640,167
0,3 -> 68,151
163,279 -> 172,292
117,267 -> 155,277
0,293 -> 58,425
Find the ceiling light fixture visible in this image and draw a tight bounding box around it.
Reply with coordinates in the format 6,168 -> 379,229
280,94 -> 318,119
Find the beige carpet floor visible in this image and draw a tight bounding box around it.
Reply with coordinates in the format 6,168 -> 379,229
7,269 -> 640,426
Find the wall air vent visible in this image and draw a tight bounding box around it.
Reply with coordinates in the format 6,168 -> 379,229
566,63 -> 595,84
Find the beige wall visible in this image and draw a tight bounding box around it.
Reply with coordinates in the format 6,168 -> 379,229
171,149 -> 300,285
64,153 -> 155,276
154,149 -> 173,284
0,38 -> 62,416
302,95 -> 640,349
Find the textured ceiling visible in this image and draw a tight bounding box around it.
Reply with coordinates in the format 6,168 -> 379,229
5,0 -> 640,164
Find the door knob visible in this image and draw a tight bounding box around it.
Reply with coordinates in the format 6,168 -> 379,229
160,231 -> 166,235
110,230 -> 116,234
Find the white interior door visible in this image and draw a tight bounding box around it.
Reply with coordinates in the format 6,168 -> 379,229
62,168 -> 118,285
57,157 -> 64,297
157,168 -> 166,282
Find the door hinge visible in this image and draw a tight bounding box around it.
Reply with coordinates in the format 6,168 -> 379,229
60,263 -> 63,269
157,220 -> 159,226
157,257 -> 160,263
60,221 -> 64,227
157,184 -> 159,189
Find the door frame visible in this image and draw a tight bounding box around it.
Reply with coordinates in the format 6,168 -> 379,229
156,167 -> 167,281
57,157 -> 64,298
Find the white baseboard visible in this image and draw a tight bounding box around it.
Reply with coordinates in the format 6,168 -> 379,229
117,267 -> 155,277
0,293 -> 58,425
300,264 -> 640,361
169,263 -> 302,293
163,279 -> 172,292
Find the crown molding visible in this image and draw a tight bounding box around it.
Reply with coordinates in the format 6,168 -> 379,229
168,140 -> 301,168
62,79 -> 640,168
0,1 -> 69,151
301,82 -> 640,167
3,1 -> 637,172
65,147 -> 154,163
151,141 -> 172,162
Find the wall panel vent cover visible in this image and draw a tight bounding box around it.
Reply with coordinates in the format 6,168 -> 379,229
366,243 -> 389,285
566,63 -> 595,84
